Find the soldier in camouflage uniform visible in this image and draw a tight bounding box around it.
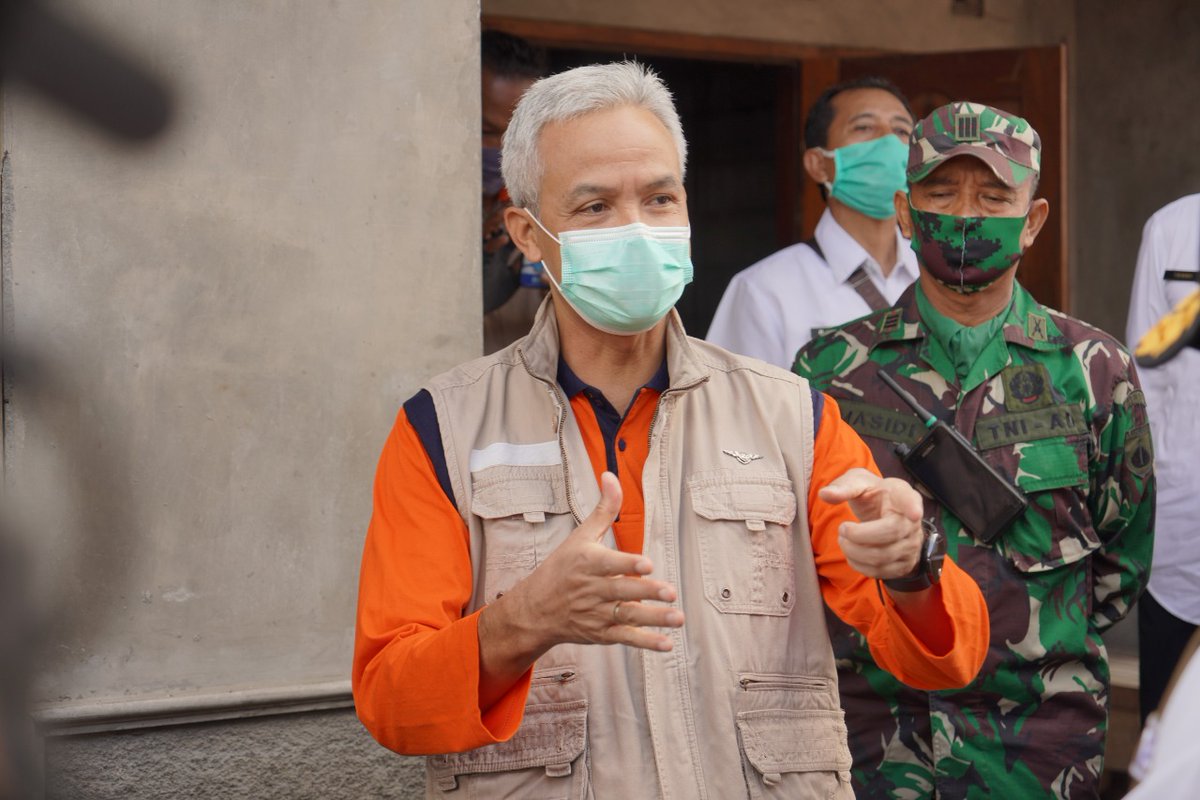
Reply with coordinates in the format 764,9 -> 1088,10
795,101 -> 1155,798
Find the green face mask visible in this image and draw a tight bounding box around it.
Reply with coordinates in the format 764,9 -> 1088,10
818,135 -> 909,219
527,214 -> 694,335
908,207 -> 1027,293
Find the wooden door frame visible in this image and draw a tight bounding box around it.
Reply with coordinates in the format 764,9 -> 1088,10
483,15 -> 880,64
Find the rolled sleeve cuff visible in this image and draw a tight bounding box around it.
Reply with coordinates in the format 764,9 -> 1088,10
867,558 -> 990,690
470,612 -> 534,742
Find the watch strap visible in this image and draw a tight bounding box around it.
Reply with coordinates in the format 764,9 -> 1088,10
882,520 -> 942,593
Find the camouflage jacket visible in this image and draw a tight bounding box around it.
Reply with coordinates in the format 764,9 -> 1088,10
795,283 -> 1155,799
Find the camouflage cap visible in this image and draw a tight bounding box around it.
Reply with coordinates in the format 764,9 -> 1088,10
908,101 -> 1041,188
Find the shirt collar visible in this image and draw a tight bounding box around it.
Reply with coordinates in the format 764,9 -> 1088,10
519,298 -> 708,392
813,207 -> 920,285
916,281 -> 1011,385
556,356 -> 670,399
872,281 -> 1064,343
1001,282 -> 1068,351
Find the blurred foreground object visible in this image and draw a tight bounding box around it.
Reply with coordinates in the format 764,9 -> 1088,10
1134,288 -> 1200,367
0,0 -> 172,140
1,1 -> 175,795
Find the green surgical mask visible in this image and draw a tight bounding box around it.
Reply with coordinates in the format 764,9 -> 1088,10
528,213 -> 694,335
818,135 -> 909,219
909,207 -> 1027,293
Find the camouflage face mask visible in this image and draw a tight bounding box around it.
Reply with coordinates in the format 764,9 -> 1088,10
908,207 -> 1027,293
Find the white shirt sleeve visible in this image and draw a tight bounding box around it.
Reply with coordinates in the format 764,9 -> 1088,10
706,272 -> 790,368
1126,213 -> 1170,347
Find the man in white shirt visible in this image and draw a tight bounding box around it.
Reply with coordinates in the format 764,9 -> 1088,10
707,77 -> 918,368
1126,193 -> 1200,723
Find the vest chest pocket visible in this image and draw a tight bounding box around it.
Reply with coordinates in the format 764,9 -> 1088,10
471,465 -> 572,604
689,471 -> 798,616
983,433 -> 1100,573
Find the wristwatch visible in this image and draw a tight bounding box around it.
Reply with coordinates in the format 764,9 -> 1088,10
882,520 -> 946,593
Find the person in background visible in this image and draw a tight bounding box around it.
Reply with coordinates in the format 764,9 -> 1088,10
1125,193 -> 1200,725
706,77 -> 918,368
353,62 -> 990,799
796,101 -> 1156,798
480,30 -> 548,353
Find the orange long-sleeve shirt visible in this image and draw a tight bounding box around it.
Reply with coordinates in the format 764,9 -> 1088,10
353,378 -> 989,756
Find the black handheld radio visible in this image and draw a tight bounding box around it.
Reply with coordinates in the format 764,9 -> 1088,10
878,372 -> 1028,544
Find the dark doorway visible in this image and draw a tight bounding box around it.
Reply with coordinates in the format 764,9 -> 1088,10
547,49 -> 789,337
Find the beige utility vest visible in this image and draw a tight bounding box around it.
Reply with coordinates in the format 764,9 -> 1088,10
422,302 -> 852,799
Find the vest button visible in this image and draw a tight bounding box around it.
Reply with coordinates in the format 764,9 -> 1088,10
721,588 -> 732,599
782,591 -> 790,603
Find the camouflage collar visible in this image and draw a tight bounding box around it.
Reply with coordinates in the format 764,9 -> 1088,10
865,285 -> 926,347
1000,284 -> 1068,351
862,282 -> 1066,354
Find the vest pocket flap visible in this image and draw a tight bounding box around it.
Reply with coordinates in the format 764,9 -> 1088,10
689,473 -> 797,528
428,699 -> 587,780
736,708 -> 851,774
470,465 -> 569,520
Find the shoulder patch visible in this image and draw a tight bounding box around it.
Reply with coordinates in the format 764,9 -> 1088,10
1124,388 -> 1150,429
1125,426 -> 1154,478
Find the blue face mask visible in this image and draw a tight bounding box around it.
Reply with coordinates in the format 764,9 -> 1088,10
818,135 -> 909,220
527,213 -> 694,335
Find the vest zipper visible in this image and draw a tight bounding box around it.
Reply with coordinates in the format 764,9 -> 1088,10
738,674 -> 829,692
646,376 -> 709,449
531,669 -> 578,686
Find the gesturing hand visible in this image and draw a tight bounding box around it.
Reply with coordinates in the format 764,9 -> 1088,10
482,471 -> 684,676
818,467 -> 924,580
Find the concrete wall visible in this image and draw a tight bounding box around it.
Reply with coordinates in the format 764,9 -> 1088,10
2,0 -> 475,793
1070,0 -> 1200,337
44,710 -> 424,800
484,0 -> 1073,52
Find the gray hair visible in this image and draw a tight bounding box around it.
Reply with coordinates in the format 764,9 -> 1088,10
501,61 -> 688,213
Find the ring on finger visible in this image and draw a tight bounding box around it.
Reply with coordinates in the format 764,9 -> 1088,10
611,600 -> 625,624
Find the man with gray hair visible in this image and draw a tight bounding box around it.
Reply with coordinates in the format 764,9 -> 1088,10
353,62 -> 989,798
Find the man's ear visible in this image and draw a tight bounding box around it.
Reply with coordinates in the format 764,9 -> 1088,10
895,191 -> 914,239
802,147 -> 833,187
1021,197 -> 1050,250
503,206 -> 543,263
